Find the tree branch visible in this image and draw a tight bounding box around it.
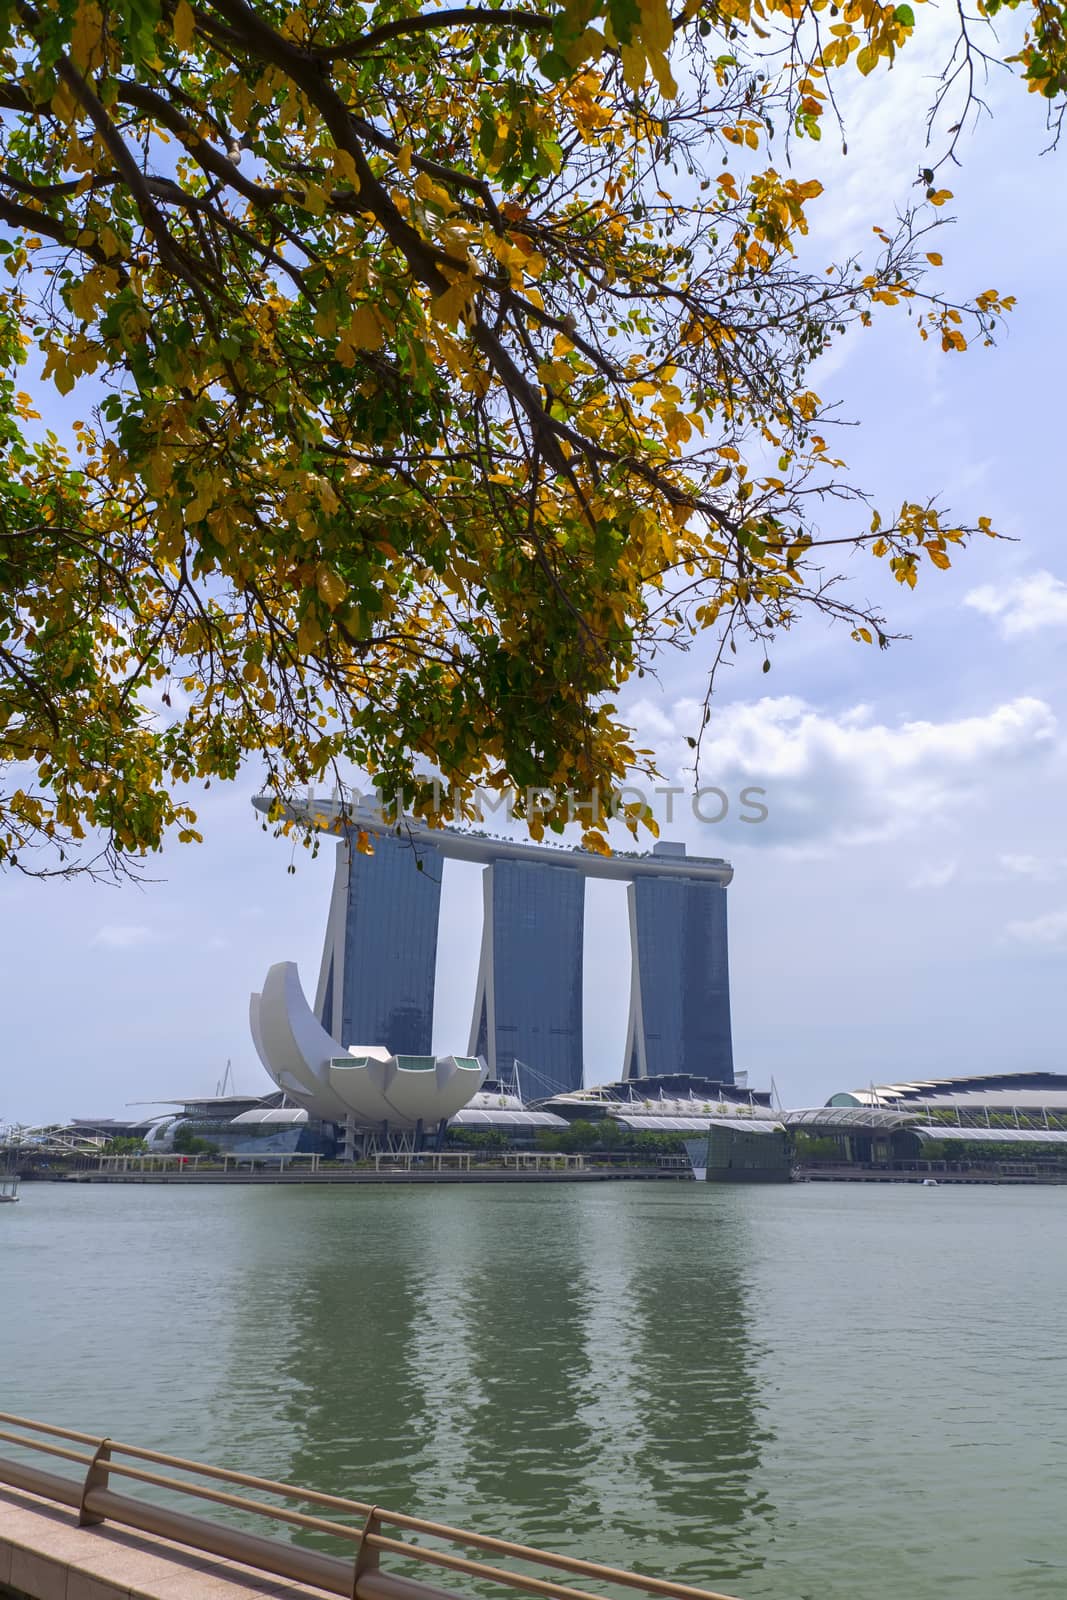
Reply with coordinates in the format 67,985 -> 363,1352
313,7 -> 553,58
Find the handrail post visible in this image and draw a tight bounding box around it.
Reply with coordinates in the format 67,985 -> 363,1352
352,1504 -> 381,1597
78,1437 -> 112,1527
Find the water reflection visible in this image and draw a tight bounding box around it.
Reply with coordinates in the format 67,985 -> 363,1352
570,1188 -> 773,1588
8,1178 -> 1067,1600
413,1190 -> 600,1537
222,1190 -> 444,1506
215,1185 -> 774,1594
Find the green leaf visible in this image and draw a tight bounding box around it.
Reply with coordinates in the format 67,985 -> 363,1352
115,0 -> 163,61
537,49 -> 570,83
477,114 -> 498,158
606,0 -> 642,47
894,5 -> 915,26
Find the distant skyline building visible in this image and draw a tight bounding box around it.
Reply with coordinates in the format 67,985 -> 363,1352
256,796 -> 736,1086
316,831 -> 443,1055
471,859 -> 586,1097
624,843 -> 733,1080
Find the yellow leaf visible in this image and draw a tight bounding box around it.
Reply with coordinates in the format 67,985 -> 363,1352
173,0 -> 195,50
433,278 -> 475,328
230,79 -> 253,130
52,359 -> 76,397
299,182 -> 327,216
336,305 -> 384,362
414,170 -> 457,214
316,565 -> 348,609
331,148 -> 360,190
68,266 -> 117,320
648,47 -> 678,98
71,0 -> 105,71
925,251 -> 943,266
309,474 -> 340,515
296,613 -> 323,652
928,189 -> 953,207
638,0 -> 673,55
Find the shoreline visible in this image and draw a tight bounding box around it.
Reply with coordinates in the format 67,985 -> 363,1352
46,1166 -> 689,1186
794,1167 -> 1067,1186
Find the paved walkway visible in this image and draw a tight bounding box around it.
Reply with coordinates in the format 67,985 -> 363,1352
0,1485 -> 335,1600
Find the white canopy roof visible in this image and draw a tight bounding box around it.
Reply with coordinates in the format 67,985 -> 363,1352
914,1124 -> 1067,1145
450,1109 -> 567,1128
616,1114 -> 784,1133
230,1108 -> 309,1126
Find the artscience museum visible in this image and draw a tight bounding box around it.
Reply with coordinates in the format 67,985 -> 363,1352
249,960 -> 487,1156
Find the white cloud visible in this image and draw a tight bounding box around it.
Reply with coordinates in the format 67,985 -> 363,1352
909,861 -> 958,890
801,4 -> 974,256
625,693 -> 1057,848
999,853 -> 1062,881
91,924 -> 154,950
1006,909 -> 1067,948
964,570 -> 1067,637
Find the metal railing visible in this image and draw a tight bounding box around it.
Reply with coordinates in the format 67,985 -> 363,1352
373,1152 -> 589,1173
89,1152 -> 327,1174
0,1413 -> 741,1600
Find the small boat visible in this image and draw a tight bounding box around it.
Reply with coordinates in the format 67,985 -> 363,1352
921,1177 -> 939,1187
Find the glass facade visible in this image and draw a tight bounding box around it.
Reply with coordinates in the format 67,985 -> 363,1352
629,878 -> 733,1082
335,830 -> 443,1055
319,956 -> 334,1038
173,1119 -> 337,1156
482,860 -> 585,1099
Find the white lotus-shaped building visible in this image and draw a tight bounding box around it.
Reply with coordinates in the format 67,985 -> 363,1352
249,961 -> 486,1130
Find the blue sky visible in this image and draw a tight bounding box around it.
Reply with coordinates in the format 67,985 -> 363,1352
3,23 -> 1065,1123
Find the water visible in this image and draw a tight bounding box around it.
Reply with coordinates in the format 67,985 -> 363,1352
2,1181 -> 1066,1599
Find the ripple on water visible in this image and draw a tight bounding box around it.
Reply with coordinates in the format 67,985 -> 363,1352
3,1182 -> 1067,1599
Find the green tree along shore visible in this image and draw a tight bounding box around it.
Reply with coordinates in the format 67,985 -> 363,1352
0,0 -> 1062,876
446,1119 -> 685,1156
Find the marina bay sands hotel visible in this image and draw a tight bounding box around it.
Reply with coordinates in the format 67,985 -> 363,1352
254,796 -> 734,1098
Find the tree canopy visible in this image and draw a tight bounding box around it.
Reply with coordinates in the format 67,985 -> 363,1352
0,0 -> 1058,873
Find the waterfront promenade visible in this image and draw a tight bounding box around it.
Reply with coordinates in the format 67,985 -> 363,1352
1,1483 -> 331,1600
20,1152 -> 1067,1186
55,1168 -> 685,1186
50,1151 -> 688,1186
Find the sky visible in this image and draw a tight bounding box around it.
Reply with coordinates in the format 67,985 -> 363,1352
3,18 -> 1066,1124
